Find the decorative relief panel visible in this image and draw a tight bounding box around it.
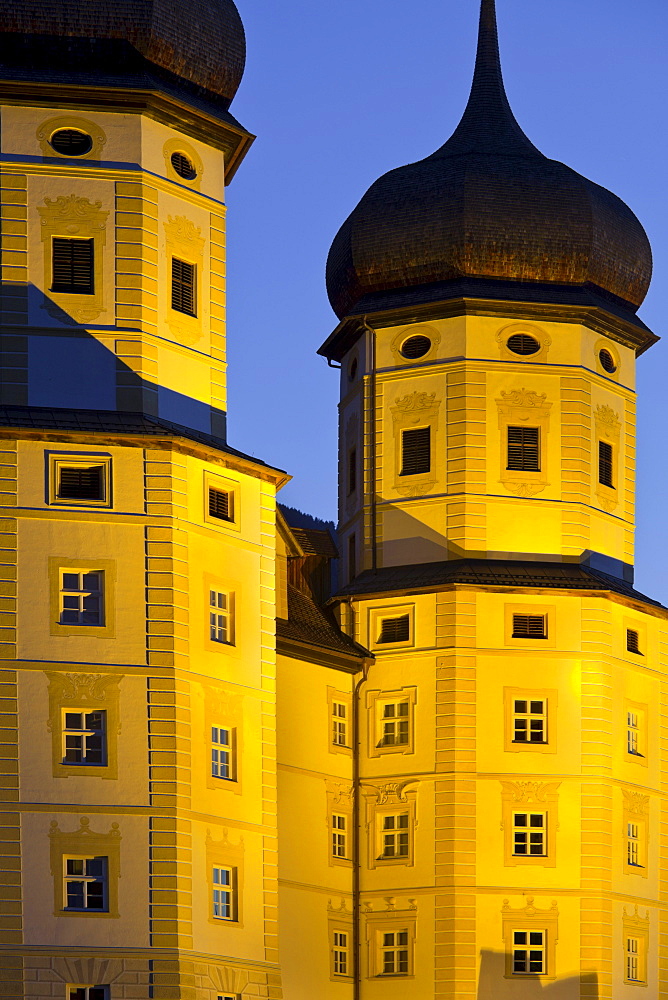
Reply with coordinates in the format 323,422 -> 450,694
164,214 -> 206,345
46,671 -> 122,780
391,390 -> 441,497
501,897 -> 559,979
37,115 -> 107,160
594,403 -> 621,512
500,780 -> 560,867
496,387 -> 552,497
49,816 -> 122,918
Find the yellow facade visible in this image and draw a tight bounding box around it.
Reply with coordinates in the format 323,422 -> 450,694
0,2 -> 667,999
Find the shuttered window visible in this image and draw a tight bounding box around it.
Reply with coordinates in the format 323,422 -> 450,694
172,257 -> 196,316
627,629 -> 641,655
400,427 -> 430,476
208,486 -> 233,522
599,440 -> 613,488
52,238 -> 94,294
507,426 -> 539,471
512,614 -> 547,639
348,448 -> 357,495
378,614 -> 410,644
57,465 -> 105,501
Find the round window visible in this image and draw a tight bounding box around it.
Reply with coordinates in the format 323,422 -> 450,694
348,357 -> 358,382
507,333 -> 540,356
171,151 -> 197,180
599,348 -> 617,374
400,335 -> 431,359
50,128 -> 93,156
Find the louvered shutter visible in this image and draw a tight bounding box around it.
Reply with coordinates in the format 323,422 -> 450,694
57,466 -> 104,500
208,487 -> 232,521
52,238 -> 94,294
378,614 -> 410,643
172,257 -> 196,315
512,614 -> 547,639
598,441 -> 613,487
400,427 -> 431,476
507,426 -> 540,471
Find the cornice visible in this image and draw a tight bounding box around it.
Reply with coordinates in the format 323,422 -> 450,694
276,633 -> 367,673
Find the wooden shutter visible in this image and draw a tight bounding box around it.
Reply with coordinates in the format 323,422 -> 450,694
172,257 -> 196,315
512,614 -> 547,639
378,614 -> 410,643
599,441 -> 613,487
57,465 -> 104,500
626,629 -> 640,654
208,487 -> 232,521
507,426 -> 539,471
52,238 -> 94,294
401,427 -> 430,476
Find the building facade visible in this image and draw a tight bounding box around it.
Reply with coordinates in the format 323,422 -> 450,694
0,0 -> 666,998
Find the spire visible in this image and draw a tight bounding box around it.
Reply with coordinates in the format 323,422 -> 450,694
432,0 -> 540,157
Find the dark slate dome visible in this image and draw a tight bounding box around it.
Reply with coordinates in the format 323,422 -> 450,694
0,0 -> 246,109
326,0 -> 652,321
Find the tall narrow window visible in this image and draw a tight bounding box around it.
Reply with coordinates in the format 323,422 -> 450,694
332,700 -> 348,747
63,710 -> 106,766
627,629 -> 641,655
627,822 -> 642,868
377,614 -> 410,644
332,814 -> 347,859
211,726 -> 233,780
52,237 -> 94,294
348,533 -> 356,580
626,937 -> 640,982
400,426 -> 430,476
512,813 -> 546,856
379,702 -> 409,747
60,571 -> 103,626
172,257 -> 196,316
627,711 -> 643,757
512,614 -> 547,639
512,930 -> 545,974
348,448 -> 357,495
333,931 -> 349,976
507,426 -> 540,471
380,814 -> 409,859
64,856 -> 107,911
598,440 -> 614,488
209,590 -> 233,644
212,866 -> 235,920
513,699 -> 547,744
381,931 -> 409,975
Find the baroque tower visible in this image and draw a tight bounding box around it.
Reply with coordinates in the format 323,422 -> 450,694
318,0 -> 666,996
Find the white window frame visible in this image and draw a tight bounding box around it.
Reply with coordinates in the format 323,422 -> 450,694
211,726 -> 234,781
379,929 -> 410,976
512,929 -> 545,975
63,855 -> 108,912
378,700 -> 410,748
332,700 -> 349,748
333,930 -> 350,976
209,589 -> 234,645
62,709 -> 107,766
332,813 -> 348,860
512,812 -> 546,857
626,936 -> 640,982
60,570 -> 104,626
212,865 -> 236,921
512,698 -> 547,744
379,812 -> 409,861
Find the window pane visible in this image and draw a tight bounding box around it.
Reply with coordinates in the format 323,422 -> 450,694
62,573 -> 79,590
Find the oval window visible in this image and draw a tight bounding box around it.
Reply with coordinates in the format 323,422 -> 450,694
400,335 -> 431,360
507,333 -> 540,356
348,357 -> 358,382
171,151 -> 197,180
50,128 -> 93,157
599,348 -> 616,374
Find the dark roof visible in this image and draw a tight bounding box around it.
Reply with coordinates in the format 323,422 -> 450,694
325,0 -> 652,322
0,405 -> 282,473
335,559 -> 665,610
277,585 -> 369,660
0,0 -> 246,111
291,527 -> 338,559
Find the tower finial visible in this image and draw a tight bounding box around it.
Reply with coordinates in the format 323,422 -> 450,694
434,0 -> 539,157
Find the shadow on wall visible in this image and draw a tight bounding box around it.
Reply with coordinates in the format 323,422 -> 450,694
0,282 -> 227,439
477,950 -> 598,999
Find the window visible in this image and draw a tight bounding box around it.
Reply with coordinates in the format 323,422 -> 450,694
627,628 -> 641,655
50,127 -> 93,156
598,440 -> 614,488
380,813 -> 409,859
212,866 -> 236,921
208,486 -> 233,523
332,814 -> 348,859
512,930 -> 545,975
52,237 -> 94,294
513,699 -> 547,744
627,711 -> 642,756
171,151 -> 197,180
49,454 -> 112,508
58,465 -> 105,501
332,700 -> 348,748
64,856 -> 107,911
379,702 -> 409,747
63,710 -> 106,766
348,533 -> 356,581
172,257 -> 196,316
377,614 -> 410,644
380,931 -> 409,975
60,571 -> 103,626
627,822 -> 642,869
626,937 -> 640,982
512,614 -> 547,639
400,426 -> 430,476
400,335 -> 431,359
211,726 -> 234,781
507,333 -> 540,356
209,590 -> 233,644
333,931 -> 350,976
348,447 -> 357,495
507,426 -> 539,471
513,813 -> 546,857
69,989 -> 108,1000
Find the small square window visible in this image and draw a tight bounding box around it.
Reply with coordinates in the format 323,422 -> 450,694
64,855 -> 108,911
512,929 -> 545,975
211,726 -> 234,781
212,866 -> 236,921
378,614 -> 410,644
63,710 -> 106,766
512,614 -> 547,639
172,257 -> 196,316
209,590 -> 234,645
60,571 -> 104,626
49,454 -> 112,507
208,486 -> 234,523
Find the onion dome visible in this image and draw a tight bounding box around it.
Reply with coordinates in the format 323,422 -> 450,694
326,0 -> 652,321
0,0 -> 246,110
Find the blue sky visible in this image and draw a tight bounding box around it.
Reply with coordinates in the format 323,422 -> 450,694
224,0 -> 668,599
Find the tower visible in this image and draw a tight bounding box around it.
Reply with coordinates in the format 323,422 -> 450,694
318,0 -> 666,995
0,3 -> 288,998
